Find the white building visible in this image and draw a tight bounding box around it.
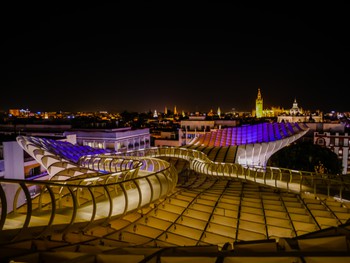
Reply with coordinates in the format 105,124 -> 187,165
65,127 -> 150,153
181,118 -> 238,144
154,129 -> 185,147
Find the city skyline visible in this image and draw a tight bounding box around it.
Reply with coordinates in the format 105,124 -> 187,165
2,4 -> 349,113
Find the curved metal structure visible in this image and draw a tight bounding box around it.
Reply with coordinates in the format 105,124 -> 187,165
122,147 -> 350,199
0,133 -> 350,257
0,136 -> 177,243
189,122 -> 309,167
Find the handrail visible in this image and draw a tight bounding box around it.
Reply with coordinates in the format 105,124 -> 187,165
1,137 -> 349,245
0,138 -> 178,244
129,147 -> 350,200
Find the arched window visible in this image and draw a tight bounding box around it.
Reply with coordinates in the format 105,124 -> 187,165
317,138 -> 325,145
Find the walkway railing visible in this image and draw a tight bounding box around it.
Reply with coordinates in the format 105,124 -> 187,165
1,140 -> 349,244
0,153 -> 177,243
123,147 -> 350,200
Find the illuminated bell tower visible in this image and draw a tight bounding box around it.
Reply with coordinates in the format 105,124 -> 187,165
256,88 -> 263,118
153,110 -> 158,118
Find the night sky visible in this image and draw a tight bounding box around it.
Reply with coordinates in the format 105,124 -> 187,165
2,3 -> 349,114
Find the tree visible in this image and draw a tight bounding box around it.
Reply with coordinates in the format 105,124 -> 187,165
267,140 -> 342,175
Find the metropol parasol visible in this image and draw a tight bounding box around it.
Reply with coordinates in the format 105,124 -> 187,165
1,121 -> 350,262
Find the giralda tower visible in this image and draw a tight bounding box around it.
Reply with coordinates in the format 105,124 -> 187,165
255,88 -> 263,118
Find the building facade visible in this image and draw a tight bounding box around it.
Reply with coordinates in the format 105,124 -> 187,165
314,131 -> 350,174
181,118 -> 238,144
65,127 -> 151,153
154,129 -> 185,147
277,99 -> 323,123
